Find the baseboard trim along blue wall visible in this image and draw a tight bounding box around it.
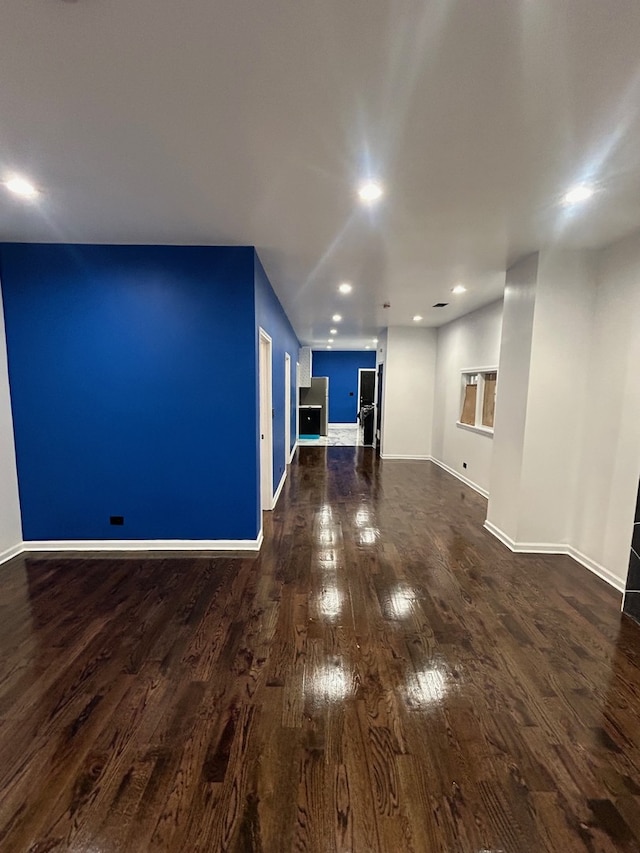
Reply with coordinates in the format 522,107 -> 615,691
0,243 -> 298,545
312,349 -> 376,422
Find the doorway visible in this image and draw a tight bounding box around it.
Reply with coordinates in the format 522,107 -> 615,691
358,368 -> 376,411
358,368 -> 376,446
259,329 -> 273,512
284,353 -> 291,465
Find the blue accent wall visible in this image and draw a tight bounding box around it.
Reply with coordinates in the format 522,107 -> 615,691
312,350 -> 376,423
254,254 -> 300,493
0,244 -> 261,542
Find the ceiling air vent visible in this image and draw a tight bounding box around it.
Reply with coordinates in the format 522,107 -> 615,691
433,302 -> 449,308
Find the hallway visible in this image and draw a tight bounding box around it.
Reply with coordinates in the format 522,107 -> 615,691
0,448 -> 639,851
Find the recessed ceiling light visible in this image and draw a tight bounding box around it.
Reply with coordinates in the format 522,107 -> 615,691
330,328 -> 337,335
365,345 -> 371,350
358,180 -> 384,204
372,338 -> 378,343
413,315 -> 423,322
452,284 -> 466,294
338,282 -> 352,294
328,338 -> 334,343
563,184 -> 594,205
4,175 -> 39,199
326,345 -> 332,349
332,314 -> 342,322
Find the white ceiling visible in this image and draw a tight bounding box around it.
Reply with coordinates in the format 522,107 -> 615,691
2,1 -> 640,348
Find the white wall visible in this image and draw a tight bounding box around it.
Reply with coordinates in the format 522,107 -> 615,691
432,299 -> 503,495
571,232 -> 640,587
487,254 -> 539,538
517,249 -> 597,545
381,326 -> 436,459
0,282 -> 22,561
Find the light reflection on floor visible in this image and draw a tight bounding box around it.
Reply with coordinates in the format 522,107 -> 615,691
307,659 -> 350,704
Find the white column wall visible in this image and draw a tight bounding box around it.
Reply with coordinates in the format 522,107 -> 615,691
487,254 -> 538,539
0,282 -> 22,561
381,326 -> 436,459
517,250 -> 597,545
432,299 -> 503,495
571,232 -> 640,587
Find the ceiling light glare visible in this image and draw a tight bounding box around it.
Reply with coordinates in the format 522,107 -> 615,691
413,315 -> 423,322
365,345 -> 371,350
358,180 -> 384,204
326,345 -> 332,349
332,314 -> 342,322
338,282 -> 352,294
328,338 -> 334,343
4,175 -> 39,199
372,338 -> 378,343
330,328 -> 337,335
452,284 -> 466,294
563,184 -> 594,205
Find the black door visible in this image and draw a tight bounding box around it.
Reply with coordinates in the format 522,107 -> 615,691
359,369 -> 375,407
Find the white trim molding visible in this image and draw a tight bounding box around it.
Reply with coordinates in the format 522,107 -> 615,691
0,542 -> 23,566
456,421 -> 494,438
430,457 -> 489,499
483,520 -> 625,593
272,468 -> 287,509
380,453 -> 433,461
20,530 -> 264,554
289,441 -> 298,464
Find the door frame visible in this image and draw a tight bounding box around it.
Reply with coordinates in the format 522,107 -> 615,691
295,362 -> 300,447
284,352 -> 291,465
259,329 -> 273,512
357,368 -> 376,419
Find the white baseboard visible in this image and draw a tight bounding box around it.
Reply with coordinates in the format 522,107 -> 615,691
483,520 -> 625,593
380,453 -> 433,461
21,529 -> 264,554
430,457 -> 489,499
289,441 -> 298,464
272,468 -> 287,509
0,542 -> 23,566
567,547 -> 625,594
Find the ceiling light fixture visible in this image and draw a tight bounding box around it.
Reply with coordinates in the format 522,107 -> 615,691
328,338 -> 334,343
338,282 -> 352,294
452,284 -> 466,294
332,314 -> 342,322
365,345 -> 371,350
330,328 -> 337,335
413,315 -> 423,322
563,184 -> 594,205
326,345 -> 332,349
358,180 -> 384,204
4,175 -> 39,199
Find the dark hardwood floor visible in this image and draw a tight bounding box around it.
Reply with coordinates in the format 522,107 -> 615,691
1,447 -> 640,852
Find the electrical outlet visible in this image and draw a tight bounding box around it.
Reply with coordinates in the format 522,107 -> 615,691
110,515 -> 124,526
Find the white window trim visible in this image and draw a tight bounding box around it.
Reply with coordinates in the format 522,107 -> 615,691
458,366 -> 498,435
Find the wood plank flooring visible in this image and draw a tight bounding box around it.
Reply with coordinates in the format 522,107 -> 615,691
1,446 -> 640,851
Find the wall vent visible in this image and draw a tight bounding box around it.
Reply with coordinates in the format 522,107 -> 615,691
433,302 -> 449,308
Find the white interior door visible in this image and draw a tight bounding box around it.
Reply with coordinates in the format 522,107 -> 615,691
284,353 -> 291,464
259,330 -> 273,512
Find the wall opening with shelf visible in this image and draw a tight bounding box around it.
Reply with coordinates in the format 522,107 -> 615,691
458,368 -> 498,435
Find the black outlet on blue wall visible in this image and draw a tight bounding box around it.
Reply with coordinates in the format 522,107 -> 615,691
110,516 -> 124,526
